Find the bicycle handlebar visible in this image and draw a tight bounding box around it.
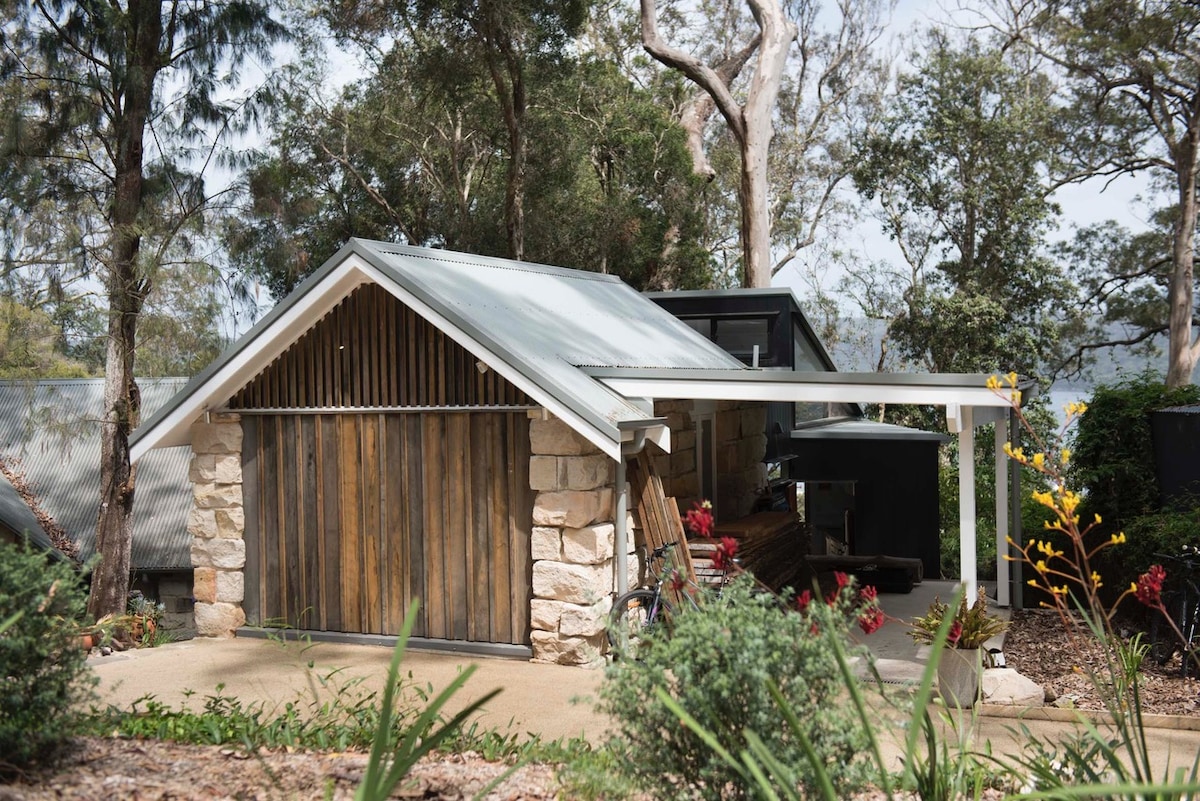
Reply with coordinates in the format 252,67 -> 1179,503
650,541 -> 678,561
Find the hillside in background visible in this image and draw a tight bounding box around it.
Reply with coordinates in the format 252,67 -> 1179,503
824,318 -> 1183,391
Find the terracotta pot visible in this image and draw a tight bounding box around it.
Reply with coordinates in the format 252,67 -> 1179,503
937,647 -> 982,708
79,633 -> 95,651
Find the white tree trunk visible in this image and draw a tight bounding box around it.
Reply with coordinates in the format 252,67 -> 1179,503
1167,139 -> 1198,388
640,0 -> 795,287
740,0 -> 795,287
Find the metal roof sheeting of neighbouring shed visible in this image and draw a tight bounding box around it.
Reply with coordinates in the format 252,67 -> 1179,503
0,470 -> 56,553
132,240 -> 745,461
788,417 -> 951,442
0,378 -> 193,570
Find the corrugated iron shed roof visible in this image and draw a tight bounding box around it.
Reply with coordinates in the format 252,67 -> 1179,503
0,472 -> 54,552
0,379 -> 192,570
133,241 -> 744,460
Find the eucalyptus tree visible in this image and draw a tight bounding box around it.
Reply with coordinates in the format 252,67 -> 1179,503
637,0 -> 890,288
998,0 -> 1200,388
231,22 -> 712,295
639,0 -> 797,287
3,0 -> 284,619
322,0 -> 590,262
852,31 -> 1076,376
1054,209 -> 1196,381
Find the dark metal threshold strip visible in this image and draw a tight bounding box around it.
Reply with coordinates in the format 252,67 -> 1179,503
237,626 -> 533,660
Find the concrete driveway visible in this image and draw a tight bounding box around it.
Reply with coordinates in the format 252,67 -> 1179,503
88,608 -> 1200,780
89,637 -> 608,744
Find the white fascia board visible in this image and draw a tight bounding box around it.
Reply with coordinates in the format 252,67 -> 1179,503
595,376 -> 1013,409
354,260 -> 625,460
131,262 -> 374,462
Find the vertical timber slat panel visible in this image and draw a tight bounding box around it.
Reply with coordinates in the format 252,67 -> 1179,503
241,417 -> 261,626
469,414 -> 492,641
488,413 -> 511,643
282,416 -> 303,626
422,413 -> 447,639
509,413 -> 533,643
260,417 -> 281,623
383,415 -> 405,635
361,414 -> 382,634
339,415 -> 362,631
445,413 -> 469,641
300,415 -> 320,630
404,413 -> 426,638
321,416 -> 342,632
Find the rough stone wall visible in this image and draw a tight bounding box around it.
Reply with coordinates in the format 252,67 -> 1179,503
652,400 -> 768,522
651,400 -> 700,505
187,413 -> 246,638
715,401 -> 769,520
527,415 -> 632,668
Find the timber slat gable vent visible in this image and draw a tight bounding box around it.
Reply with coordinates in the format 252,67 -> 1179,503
230,284 -> 532,411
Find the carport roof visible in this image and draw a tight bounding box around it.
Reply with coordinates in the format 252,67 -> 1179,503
583,366 -> 1019,409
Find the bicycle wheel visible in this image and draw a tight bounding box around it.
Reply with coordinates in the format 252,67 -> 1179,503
608,589 -> 661,659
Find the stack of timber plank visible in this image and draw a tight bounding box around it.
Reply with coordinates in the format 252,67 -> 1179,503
708,511 -> 808,593
627,452 -> 697,605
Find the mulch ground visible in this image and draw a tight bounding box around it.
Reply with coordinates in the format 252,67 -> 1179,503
1002,608 -> 1200,716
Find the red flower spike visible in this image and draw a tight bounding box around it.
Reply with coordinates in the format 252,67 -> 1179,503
668,569 -> 687,594
859,585 -> 878,603
947,620 -> 963,646
796,589 -> 812,613
711,536 -> 739,572
835,571 -> 850,590
682,501 -> 714,538
1135,564 -> 1167,607
858,606 -> 885,635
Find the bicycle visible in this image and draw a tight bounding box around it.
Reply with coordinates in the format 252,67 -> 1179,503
1149,545 -> 1200,678
607,541 -> 704,659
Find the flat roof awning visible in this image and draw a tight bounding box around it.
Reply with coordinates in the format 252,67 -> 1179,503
584,367 -> 1020,408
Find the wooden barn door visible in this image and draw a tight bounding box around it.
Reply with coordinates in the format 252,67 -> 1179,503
242,411 -> 533,645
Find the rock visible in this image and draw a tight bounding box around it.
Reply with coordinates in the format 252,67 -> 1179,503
529,418 -> 597,456
562,523 -> 615,565
530,526 -> 562,561
533,490 -> 605,529
981,668 -> 1045,707
531,561 -> 609,605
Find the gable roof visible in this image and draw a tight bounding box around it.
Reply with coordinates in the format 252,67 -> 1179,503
132,240 -> 744,462
0,378 -> 193,569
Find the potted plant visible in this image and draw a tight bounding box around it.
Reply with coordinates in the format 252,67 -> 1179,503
126,591 -> 165,646
910,588 -> 1009,706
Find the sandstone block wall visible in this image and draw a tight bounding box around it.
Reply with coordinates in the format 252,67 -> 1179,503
187,413 -> 246,638
527,415 -> 631,668
652,399 -> 768,521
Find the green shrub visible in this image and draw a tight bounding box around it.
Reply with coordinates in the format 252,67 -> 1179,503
598,576 -> 873,800
1071,373 -> 1200,528
0,543 -> 95,772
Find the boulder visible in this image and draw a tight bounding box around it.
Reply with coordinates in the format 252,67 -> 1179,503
982,668 -> 1045,707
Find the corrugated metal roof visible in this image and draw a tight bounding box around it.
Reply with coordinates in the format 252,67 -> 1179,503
0,379 -> 192,570
1158,404 -> 1200,415
133,240 -> 745,460
358,242 -> 744,429
0,474 -> 54,552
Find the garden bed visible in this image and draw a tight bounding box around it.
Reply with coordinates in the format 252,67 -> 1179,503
1003,608 -> 1200,716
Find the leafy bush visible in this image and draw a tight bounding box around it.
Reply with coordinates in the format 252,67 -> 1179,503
1095,507 -> 1200,609
0,543 -> 95,772
1071,373 -> 1200,527
598,576 -> 873,800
